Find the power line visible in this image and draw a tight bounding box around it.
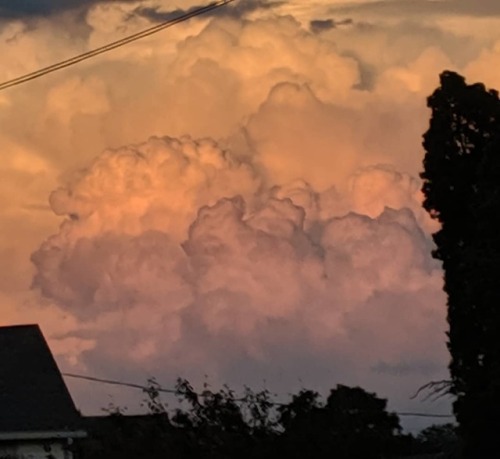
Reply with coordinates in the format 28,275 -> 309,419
0,0 -> 236,92
63,372 -> 454,419
397,412 -> 453,419
64,372 -> 177,394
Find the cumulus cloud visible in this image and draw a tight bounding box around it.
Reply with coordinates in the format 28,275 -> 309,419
2,0 -> 500,429
30,130 -> 446,428
48,136 -> 260,237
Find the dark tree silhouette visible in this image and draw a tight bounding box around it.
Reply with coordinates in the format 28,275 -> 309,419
421,70 -> 500,458
324,385 -> 401,458
80,379 -> 408,458
170,378 -> 256,458
416,423 -> 459,456
277,385 -> 401,459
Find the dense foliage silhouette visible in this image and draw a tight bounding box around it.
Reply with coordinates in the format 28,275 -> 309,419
80,379 -> 435,458
421,70 -> 500,458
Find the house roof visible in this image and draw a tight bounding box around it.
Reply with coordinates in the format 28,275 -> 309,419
0,324 -> 82,434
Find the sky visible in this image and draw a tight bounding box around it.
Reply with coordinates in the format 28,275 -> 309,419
1,0 -> 500,431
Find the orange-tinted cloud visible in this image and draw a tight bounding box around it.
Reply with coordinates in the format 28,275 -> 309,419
1,0 -> 498,430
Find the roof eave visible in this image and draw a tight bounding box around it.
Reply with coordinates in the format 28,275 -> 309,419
0,430 -> 87,441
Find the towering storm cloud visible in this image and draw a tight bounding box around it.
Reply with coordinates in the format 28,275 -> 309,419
1,0 -> 499,428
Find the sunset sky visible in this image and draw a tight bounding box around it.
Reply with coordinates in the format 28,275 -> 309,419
1,0 -> 499,430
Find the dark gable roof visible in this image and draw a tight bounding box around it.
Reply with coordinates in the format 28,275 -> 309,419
0,324 -> 82,433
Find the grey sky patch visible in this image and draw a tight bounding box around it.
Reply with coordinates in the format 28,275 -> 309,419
0,0 -> 140,19
130,5 -> 197,24
310,19 -> 336,33
343,51 -> 377,90
372,360 -> 442,377
135,0 -> 283,23
207,0 -> 285,18
310,18 -> 353,34
0,0 -> 94,18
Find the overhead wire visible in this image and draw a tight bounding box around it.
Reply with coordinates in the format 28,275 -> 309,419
64,372 -> 177,394
0,0 -> 236,92
63,372 -> 454,418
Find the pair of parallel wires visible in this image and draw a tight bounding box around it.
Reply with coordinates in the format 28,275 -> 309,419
0,0 -> 236,92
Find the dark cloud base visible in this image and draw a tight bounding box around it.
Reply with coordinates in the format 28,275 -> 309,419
0,0 -> 137,19
0,0 -> 281,20
135,0 -> 283,23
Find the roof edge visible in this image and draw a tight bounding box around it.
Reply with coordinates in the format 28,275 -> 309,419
0,324 -> 40,330
0,430 -> 87,441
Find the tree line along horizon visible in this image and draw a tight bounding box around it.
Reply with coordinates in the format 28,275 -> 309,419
77,70 -> 500,459
80,376 -> 457,459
